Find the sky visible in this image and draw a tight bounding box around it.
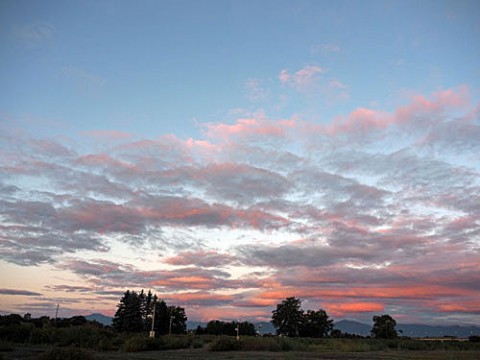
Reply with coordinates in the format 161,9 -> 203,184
0,0 -> 479,326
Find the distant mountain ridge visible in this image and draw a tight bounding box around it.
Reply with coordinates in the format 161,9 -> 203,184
84,314 -> 480,338
85,313 -> 113,326
335,319 -> 480,338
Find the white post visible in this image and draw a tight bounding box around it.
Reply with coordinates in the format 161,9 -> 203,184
149,302 -> 156,338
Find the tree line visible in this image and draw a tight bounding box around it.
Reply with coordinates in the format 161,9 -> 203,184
112,289 -> 187,334
195,320 -> 256,336
0,290 -> 402,340
113,291 -> 399,339
272,297 -> 398,339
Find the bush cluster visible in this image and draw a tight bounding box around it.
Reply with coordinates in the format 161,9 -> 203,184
207,336 -> 480,353
121,334 -> 199,352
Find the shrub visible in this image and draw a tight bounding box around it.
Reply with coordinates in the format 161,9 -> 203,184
209,336 -> 241,351
97,337 -> 116,351
277,336 -> 311,351
397,339 -> 430,351
0,323 -> 33,343
240,336 -> 282,351
0,341 -> 13,352
314,338 -> 372,352
157,335 -> 193,350
48,325 -> 117,350
191,337 -> 204,349
30,327 -> 54,344
122,335 -> 161,352
40,347 -> 95,360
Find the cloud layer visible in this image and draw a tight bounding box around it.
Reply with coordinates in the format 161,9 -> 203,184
1,87 -> 479,324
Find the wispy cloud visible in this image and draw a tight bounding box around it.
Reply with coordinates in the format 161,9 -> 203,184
278,65 -> 348,102
59,65 -> 106,94
279,65 -> 326,93
12,21 -> 55,48
0,289 -> 42,296
310,43 -> 341,53
244,78 -> 269,102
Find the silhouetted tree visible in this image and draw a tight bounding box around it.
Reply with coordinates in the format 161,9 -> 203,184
57,316 -> 87,328
113,290 -> 187,334
239,321 -> 256,336
152,299 -> 170,335
204,320 -> 224,335
469,335 -> 480,342
299,309 -> 333,338
112,290 -> 144,332
331,329 -> 343,338
169,305 -> 187,334
200,320 -> 256,336
371,314 -> 398,339
272,297 -> 304,336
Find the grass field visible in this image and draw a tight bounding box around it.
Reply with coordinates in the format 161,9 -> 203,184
2,347 -> 480,360
1,332 -> 480,360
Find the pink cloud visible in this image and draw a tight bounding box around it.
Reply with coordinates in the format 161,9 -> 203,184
206,118 -> 282,138
435,302 -> 480,314
151,276 -> 218,290
188,306 -> 269,322
278,69 -> 290,84
185,138 -> 218,152
323,86 -> 471,137
325,302 -> 384,317
394,87 -> 470,125
204,118 -> 295,142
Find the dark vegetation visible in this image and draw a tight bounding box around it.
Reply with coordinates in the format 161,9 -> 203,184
195,320 -> 257,336
112,290 -> 187,335
1,293 -> 479,360
271,297 -> 333,337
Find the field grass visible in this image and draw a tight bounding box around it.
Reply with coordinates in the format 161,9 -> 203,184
2,347 -> 480,360
1,336 -> 480,360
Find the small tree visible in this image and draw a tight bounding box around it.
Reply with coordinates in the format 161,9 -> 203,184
371,314 -> 398,339
272,297 -> 304,336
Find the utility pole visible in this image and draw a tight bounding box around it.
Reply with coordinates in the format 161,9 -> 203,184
169,314 -> 172,335
236,321 -> 240,341
149,302 -> 156,338
54,304 -> 59,326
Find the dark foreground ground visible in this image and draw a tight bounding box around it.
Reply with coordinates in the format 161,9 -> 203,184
2,347 -> 480,360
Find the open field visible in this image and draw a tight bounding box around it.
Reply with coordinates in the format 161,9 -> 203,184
1,328 -> 479,360
2,347 -> 480,360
